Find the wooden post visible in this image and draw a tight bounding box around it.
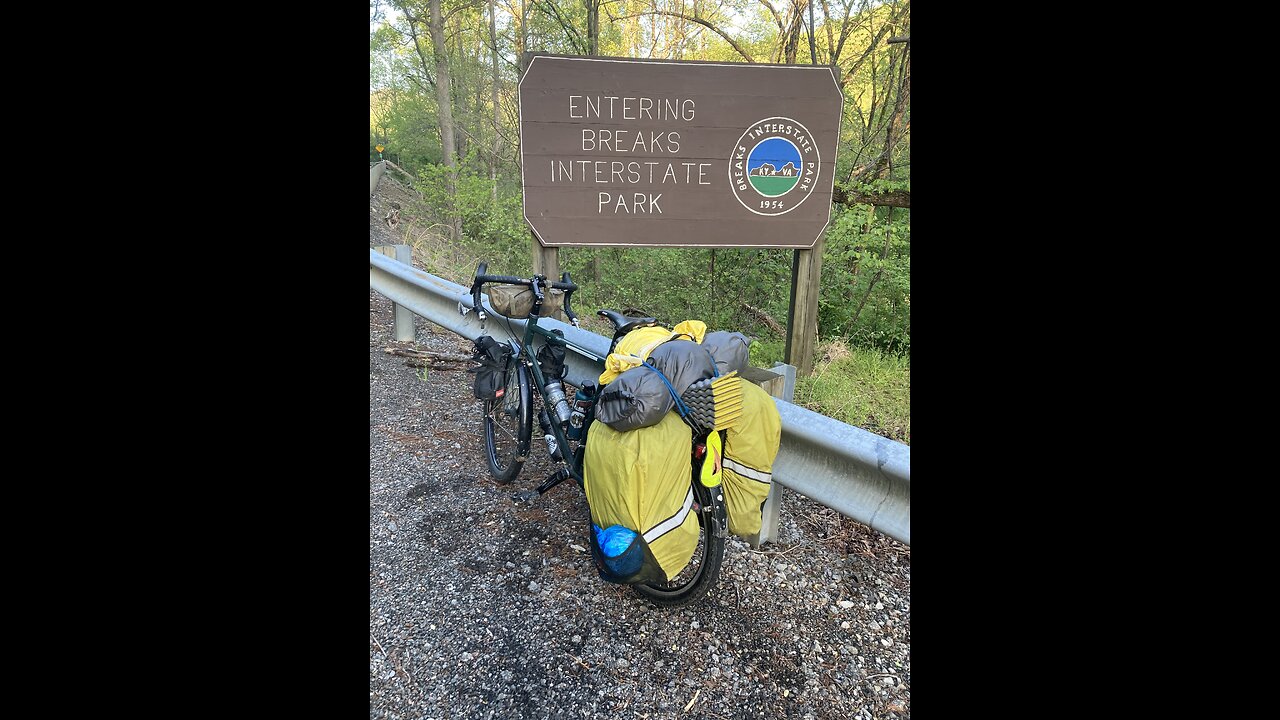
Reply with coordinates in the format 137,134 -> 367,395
785,236 -> 824,377
530,231 -> 564,321
531,231 -> 558,281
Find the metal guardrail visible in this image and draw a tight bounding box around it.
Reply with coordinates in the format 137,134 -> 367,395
370,160 -> 386,196
370,249 -> 910,545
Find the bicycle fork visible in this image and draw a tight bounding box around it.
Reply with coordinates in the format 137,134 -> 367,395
512,410 -> 576,504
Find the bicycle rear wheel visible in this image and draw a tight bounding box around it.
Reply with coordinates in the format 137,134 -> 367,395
632,481 -> 726,608
483,361 -> 531,483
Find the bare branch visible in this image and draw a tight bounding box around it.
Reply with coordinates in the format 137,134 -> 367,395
396,3 -> 441,97
833,0 -> 866,64
758,0 -> 785,31
839,15 -> 896,87
403,72 -> 436,92
613,11 -> 756,63
444,0 -> 485,22
532,0 -> 588,55
850,46 -> 909,184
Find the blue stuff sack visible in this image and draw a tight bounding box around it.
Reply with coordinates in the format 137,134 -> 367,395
588,522 -> 664,584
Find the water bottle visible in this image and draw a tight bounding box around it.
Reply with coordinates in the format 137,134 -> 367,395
543,379 -> 572,425
567,385 -> 595,440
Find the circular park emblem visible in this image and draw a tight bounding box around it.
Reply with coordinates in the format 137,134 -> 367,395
728,117 -> 820,216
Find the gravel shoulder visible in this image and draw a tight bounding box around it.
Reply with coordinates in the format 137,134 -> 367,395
370,185 -> 910,720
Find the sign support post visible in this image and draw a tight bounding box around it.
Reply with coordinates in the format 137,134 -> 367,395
785,236 -> 824,377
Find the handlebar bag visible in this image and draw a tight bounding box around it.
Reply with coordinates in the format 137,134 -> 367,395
487,283 -> 564,318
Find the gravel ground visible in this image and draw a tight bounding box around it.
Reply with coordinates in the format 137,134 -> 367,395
369,184 -> 911,720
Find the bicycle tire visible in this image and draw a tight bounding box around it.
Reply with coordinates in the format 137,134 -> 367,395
632,481 -> 727,608
484,361 -> 531,483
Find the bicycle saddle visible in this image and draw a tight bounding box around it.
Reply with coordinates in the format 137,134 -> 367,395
597,309 -> 658,336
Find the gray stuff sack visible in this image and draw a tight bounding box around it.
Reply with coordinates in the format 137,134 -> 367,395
700,331 -> 751,377
596,339 -> 722,431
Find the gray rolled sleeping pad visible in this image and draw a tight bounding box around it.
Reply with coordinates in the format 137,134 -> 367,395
595,331 -> 752,431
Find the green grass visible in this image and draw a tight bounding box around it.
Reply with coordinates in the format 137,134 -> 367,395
749,175 -> 800,196
794,343 -> 910,445
747,337 -> 910,444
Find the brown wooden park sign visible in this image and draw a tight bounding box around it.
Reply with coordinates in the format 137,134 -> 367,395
519,55 -> 843,249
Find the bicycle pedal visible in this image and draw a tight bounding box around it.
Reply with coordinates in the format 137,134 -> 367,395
511,489 -> 540,506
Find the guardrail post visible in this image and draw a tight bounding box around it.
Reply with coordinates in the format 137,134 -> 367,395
375,246 -> 417,342
393,245 -> 415,341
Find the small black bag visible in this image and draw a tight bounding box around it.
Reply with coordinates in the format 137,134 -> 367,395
470,335 -> 513,400
536,330 -> 567,380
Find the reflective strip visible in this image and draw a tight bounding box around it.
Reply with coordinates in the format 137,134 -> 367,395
643,487 -> 694,543
723,456 -> 771,484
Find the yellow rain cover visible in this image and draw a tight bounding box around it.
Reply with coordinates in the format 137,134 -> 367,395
584,411 -> 698,580
721,382 -> 782,536
598,321 -> 708,384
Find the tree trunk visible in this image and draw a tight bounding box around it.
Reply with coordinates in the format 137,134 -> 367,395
428,0 -> 461,241
521,0 -> 528,61
489,0 -> 501,204
783,0 -> 808,64
586,0 -> 599,55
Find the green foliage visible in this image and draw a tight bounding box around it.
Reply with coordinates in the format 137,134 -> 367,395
749,338 -> 785,367
411,160 -> 529,272
819,203 -> 911,355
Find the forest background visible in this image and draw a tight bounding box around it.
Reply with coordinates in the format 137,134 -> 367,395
370,0 -> 910,443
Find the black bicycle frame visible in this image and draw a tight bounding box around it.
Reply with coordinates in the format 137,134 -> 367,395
471,265 -> 591,487
521,319 -> 591,480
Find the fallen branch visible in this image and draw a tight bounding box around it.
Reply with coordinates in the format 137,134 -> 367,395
382,160 -> 426,200
742,303 -> 785,334
404,359 -> 468,371
385,346 -> 472,363
746,540 -> 806,556
833,184 -> 911,208
385,159 -> 418,185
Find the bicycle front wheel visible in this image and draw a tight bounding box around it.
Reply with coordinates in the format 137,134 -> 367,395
632,481 -> 727,608
483,361 -> 531,483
